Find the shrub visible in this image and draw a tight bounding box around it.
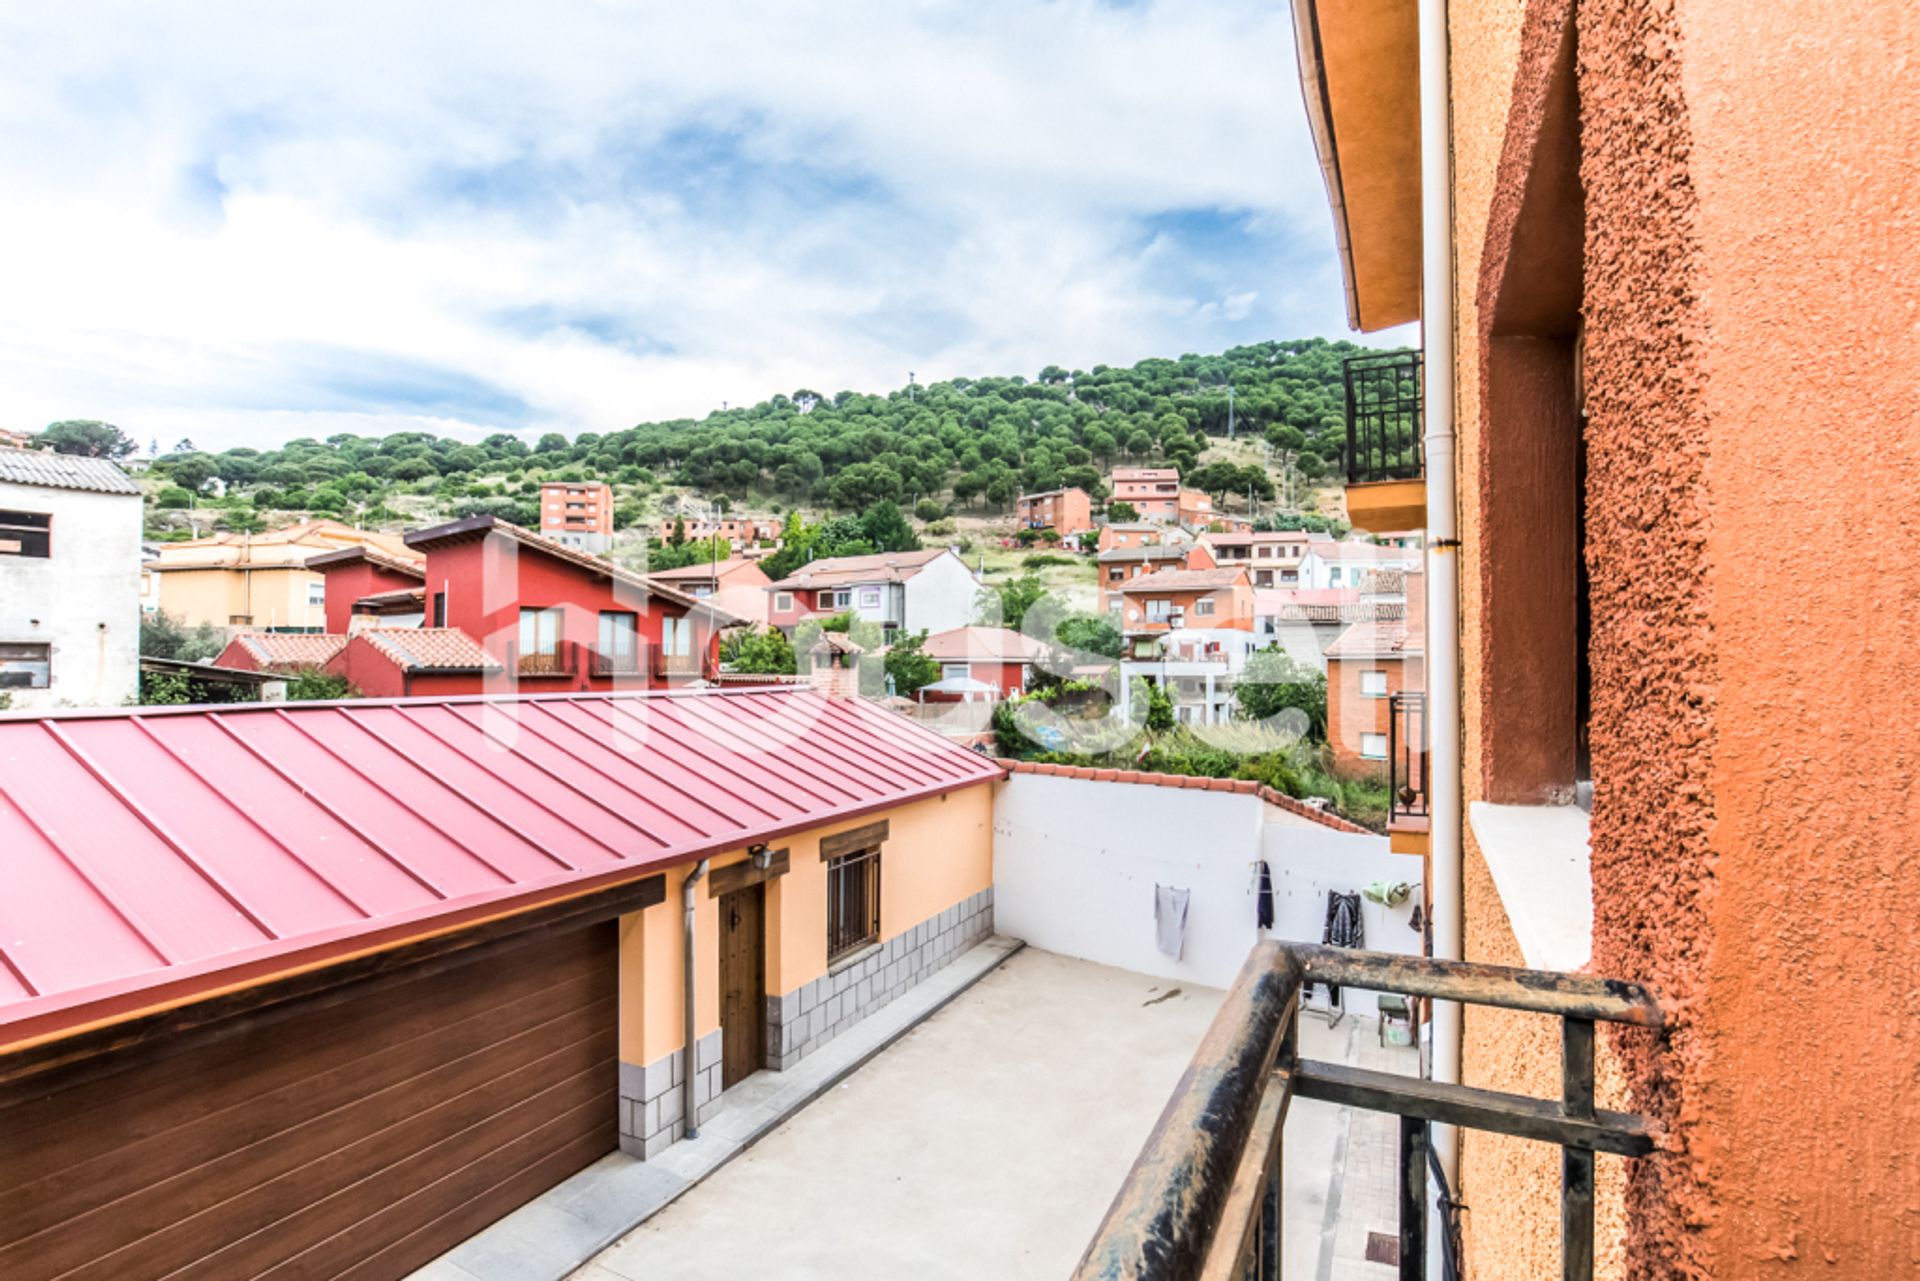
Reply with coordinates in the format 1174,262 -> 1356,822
152,486 -> 195,509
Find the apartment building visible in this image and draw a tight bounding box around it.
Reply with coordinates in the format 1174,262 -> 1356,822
1113,566 -> 1254,642
1096,542 -> 1216,614
539,480 -> 613,554
0,446 -> 142,709
1298,537 -> 1421,590
1013,486 -> 1092,537
655,515 -> 781,553
1199,529 -> 1328,588
1108,466 -> 1182,521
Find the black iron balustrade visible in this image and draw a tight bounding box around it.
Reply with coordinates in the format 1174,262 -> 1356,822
1072,942 -> 1661,1281
1389,691 -> 1430,823
1345,351 -> 1424,484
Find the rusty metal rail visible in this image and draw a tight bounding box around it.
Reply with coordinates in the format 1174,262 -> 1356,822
1071,943 -> 1662,1281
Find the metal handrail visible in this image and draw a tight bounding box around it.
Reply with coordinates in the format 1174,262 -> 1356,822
1072,943 -> 1661,1281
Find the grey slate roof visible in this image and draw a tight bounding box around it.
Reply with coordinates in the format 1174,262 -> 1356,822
0,446 -> 142,496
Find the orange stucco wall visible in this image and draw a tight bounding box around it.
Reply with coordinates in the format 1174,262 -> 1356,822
1447,0 -> 1920,1275
616,784 -> 995,1066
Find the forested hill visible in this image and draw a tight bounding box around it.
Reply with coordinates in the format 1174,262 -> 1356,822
93,337 -> 1396,530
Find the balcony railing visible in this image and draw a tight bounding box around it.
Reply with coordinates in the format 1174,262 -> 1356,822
1073,942 -> 1661,1281
1345,351 -> 1424,485
588,645 -> 647,679
507,641 -> 578,679
1389,691 -> 1430,823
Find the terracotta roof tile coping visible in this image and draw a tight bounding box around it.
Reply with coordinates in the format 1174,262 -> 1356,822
995,757 -> 1374,834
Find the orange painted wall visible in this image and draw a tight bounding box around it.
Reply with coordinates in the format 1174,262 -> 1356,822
1444,0 -> 1920,1275
616,784 -> 994,1066
1678,0 -> 1920,1271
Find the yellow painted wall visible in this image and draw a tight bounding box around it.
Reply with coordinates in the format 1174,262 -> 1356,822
152,566 -> 325,630
616,785 -> 995,1067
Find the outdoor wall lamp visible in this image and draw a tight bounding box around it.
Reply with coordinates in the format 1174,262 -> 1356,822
749,843 -> 772,870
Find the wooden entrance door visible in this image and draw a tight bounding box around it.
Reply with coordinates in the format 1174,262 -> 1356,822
717,883 -> 766,1089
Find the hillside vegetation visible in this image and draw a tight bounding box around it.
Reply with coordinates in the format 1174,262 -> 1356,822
47,337 -> 1399,540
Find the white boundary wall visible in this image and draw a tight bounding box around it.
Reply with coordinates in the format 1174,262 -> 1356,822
991,773 -> 1425,1017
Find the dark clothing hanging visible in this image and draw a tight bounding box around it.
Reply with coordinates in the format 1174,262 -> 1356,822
1313,891 -> 1366,1007
1255,861 -> 1275,930
1323,891 -> 1364,950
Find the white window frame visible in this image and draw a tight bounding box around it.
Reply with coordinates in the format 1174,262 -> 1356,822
774,591 -> 794,613
858,586 -> 882,609
1360,669 -> 1390,698
1360,732 -> 1389,760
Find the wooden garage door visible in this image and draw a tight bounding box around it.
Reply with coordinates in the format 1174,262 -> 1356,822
0,921 -> 617,1281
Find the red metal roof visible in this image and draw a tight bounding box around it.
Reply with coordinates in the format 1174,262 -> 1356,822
0,687 -> 1002,1051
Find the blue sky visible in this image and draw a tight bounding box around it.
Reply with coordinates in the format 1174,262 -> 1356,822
0,1 -> 1410,451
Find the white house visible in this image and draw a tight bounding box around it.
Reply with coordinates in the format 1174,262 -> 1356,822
1298,538 -> 1423,590
767,547 -> 980,638
0,447 -> 143,709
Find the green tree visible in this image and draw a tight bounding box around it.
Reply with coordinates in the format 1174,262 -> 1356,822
1055,616 -> 1124,659
883,630 -> 941,697
41,419 -> 135,459
859,500 -> 921,553
725,626 -> 797,675
978,575 -> 1047,631
1107,501 -> 1140,522
1234,648 -> 1328,740
286,669 -> 354,701
140,610 -> 226,662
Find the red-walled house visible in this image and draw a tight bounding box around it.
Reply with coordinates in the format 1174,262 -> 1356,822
278,516 -> 742,697
304,546 -> 427,635
913,626 -> 1049,702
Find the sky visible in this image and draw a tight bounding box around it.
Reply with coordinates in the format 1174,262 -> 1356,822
0,1 -> 1412,453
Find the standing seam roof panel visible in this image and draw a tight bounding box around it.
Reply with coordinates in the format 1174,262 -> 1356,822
0,687 -> 1003,1049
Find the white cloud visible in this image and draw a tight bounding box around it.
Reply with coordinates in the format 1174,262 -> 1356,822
0,0 -> 1379,450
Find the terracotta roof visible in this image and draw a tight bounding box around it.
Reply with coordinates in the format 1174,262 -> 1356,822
228,633 -> 349,671
0,688 -> 1004,1049
645,557 -> 764,583
1324,619 -> 1423,659
1256,590 -> 1407,625
996,759 -> 1374,834
305,545 -> 427,579
404,515 -> 742,624
769,548 -> 953,591
1017,486 -> 1087,502
1117,567 -> 1251,593
810,632 -> 865,655
358,628 -> 503,672
1306,540 -> 1416,561
0,446 -> 141,496
351,587 -> 427,611
1111,467 -> 1179,481
1097,545 -> 1191,564
917,626 -> 1048,663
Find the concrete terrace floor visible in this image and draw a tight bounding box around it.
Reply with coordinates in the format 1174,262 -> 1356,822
570,947 -> 1416,1281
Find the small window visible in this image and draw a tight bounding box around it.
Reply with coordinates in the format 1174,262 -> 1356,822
1361,732 -> 1389,760
826,845 -> 882,963
774,591 -> 794,613
0,642 -> 50,689
942,662 -> 968,680
1194,598 -> 1215,617
307,581 -> 326,607
0,510 -> 51,559
858,587 -> 881,608
431,591 -> 447,627
1361,669 -> 1389,697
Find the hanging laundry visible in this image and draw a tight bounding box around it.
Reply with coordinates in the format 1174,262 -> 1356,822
1255,861 -> 1275,930
1154,884 -> 1191,960
1315,890 -> 1365,1007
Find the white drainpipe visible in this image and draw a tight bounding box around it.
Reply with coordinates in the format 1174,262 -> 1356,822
1418,0 -> 1463,1197
682,858 -> 709,1140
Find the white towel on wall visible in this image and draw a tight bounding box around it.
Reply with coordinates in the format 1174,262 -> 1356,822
1154,884 -> 1191,960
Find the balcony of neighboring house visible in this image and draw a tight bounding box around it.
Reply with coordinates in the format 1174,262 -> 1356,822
1344,350 -> 1427,534
1388,690 -> 1431,856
